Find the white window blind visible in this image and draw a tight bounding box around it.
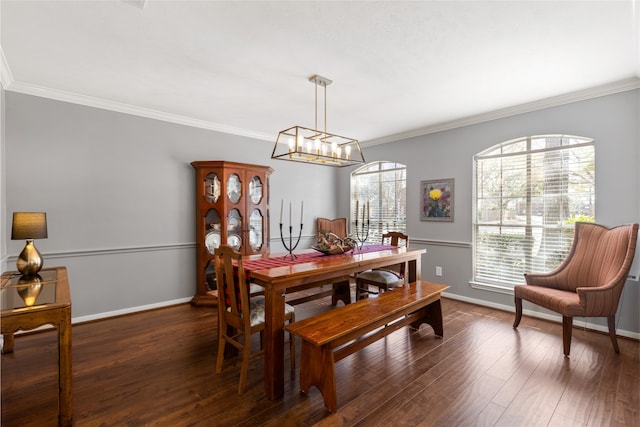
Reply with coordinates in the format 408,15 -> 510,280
473,135 -> 595,288
351,161 -> 407,243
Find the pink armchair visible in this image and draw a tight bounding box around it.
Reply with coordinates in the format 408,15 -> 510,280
513,222 -> 638,356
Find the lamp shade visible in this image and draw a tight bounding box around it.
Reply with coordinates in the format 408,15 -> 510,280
11,212 -> 48,240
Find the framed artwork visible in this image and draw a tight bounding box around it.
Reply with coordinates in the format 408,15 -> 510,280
421,178 -> 454,221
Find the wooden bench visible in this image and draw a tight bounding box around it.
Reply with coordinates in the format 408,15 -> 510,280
285,280 -> 449,412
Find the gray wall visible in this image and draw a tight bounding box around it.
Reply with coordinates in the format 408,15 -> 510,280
3,92 -> 338,320
338,89 -> 640,337
3,89 -> 639,337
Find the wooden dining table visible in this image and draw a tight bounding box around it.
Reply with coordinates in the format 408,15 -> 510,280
244,246 -> 426,400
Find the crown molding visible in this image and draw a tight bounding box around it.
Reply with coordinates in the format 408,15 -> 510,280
363,77 -> 640,147
3,79 -> 274,142
2,62 -> 637,146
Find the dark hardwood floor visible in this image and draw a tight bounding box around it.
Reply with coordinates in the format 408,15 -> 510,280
2,289 -> 638,426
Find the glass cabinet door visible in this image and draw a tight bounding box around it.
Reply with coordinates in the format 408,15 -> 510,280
227,209 -> 242,250
249,176 -> 263,204
205,173 -> 221,204
249,208 -> 263,251
226,173 -> 242,204
204,209 -> 221,254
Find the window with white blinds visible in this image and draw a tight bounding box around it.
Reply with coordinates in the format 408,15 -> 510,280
351,161 -> 407,243
473,135 -> 595,289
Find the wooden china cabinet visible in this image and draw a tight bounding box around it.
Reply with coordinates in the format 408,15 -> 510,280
191,161 -> 273,306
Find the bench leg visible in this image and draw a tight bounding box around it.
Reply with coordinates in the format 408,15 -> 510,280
410,299 -> 444,337
332,280 -> 351,306
300,341 -> 338,412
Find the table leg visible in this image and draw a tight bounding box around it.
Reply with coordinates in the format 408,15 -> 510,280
1,333 -> 15,353
263,287 -> 286,400
59,308 -> 73,426
408,257 -> 422,282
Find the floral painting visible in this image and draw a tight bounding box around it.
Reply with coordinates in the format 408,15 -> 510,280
421,179 -> 454,221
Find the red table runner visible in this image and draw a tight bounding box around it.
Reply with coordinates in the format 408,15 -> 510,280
225,245 -> 394,310
242,244 -> 394,272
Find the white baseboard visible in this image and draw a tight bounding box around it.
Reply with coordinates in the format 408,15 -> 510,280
71,297 -> 193,324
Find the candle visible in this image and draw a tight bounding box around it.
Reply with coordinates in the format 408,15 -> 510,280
367,201 -> 370,225
289,202 -> 292,226
280,199 -> 284,223
362,201 -> 365,225
300,201 -> 304,224
355,200 -> 359,226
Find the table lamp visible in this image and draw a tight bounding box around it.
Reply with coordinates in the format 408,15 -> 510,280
17,276 -> 43,307
11,212 -> 48,277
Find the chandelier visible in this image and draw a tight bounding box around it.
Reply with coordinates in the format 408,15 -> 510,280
271,75 -> 365,167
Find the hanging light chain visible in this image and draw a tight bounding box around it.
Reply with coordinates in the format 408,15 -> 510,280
324,81 -> 327,138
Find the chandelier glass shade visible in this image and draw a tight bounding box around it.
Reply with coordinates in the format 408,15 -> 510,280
272,75 -> 365,167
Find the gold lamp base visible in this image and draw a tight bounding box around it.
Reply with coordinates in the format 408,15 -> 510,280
16,239 -> 44,277
17,275 -> 43,307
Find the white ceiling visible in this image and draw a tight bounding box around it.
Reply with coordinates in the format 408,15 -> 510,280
1,1 -> 639,145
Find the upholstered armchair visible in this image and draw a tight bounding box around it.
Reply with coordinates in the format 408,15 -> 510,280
513,222 -> 638,356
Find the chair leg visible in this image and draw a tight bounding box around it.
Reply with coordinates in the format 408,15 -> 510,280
562,316 -> 573,356
289,331 -> 296,372
513,297 -> 523,328
607,315 -> 620,354
215,332 -> 226,374
238,336 -> 251,394
289,314 -> 296,372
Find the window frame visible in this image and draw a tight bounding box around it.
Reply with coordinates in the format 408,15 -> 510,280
350,161 -> 407,243
471,134 -> 595,294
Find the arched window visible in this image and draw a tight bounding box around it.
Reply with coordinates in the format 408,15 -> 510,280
351,161 -> 407,243
473,135 -> 595,291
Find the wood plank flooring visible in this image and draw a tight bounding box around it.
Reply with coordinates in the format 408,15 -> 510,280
2,291 -> 638,426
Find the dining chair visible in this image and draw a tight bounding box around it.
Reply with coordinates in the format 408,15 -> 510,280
355,231 -> 409,300
317,217 -> 348,238
213,244 -> 296,393
315,217 -> 353,305
513,222 -> 638,356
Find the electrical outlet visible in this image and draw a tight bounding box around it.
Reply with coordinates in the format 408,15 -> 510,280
436,266 -> 443,277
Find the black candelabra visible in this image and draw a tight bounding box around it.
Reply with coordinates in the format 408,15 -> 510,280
280,222 -> 303,260
354,201 -> 370,251
279,200 -> 304,260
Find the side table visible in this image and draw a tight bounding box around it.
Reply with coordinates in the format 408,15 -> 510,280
1,266 -> 72,426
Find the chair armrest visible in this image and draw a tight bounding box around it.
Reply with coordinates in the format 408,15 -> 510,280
576,284 -> 622,316
524,272 -> 564,289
